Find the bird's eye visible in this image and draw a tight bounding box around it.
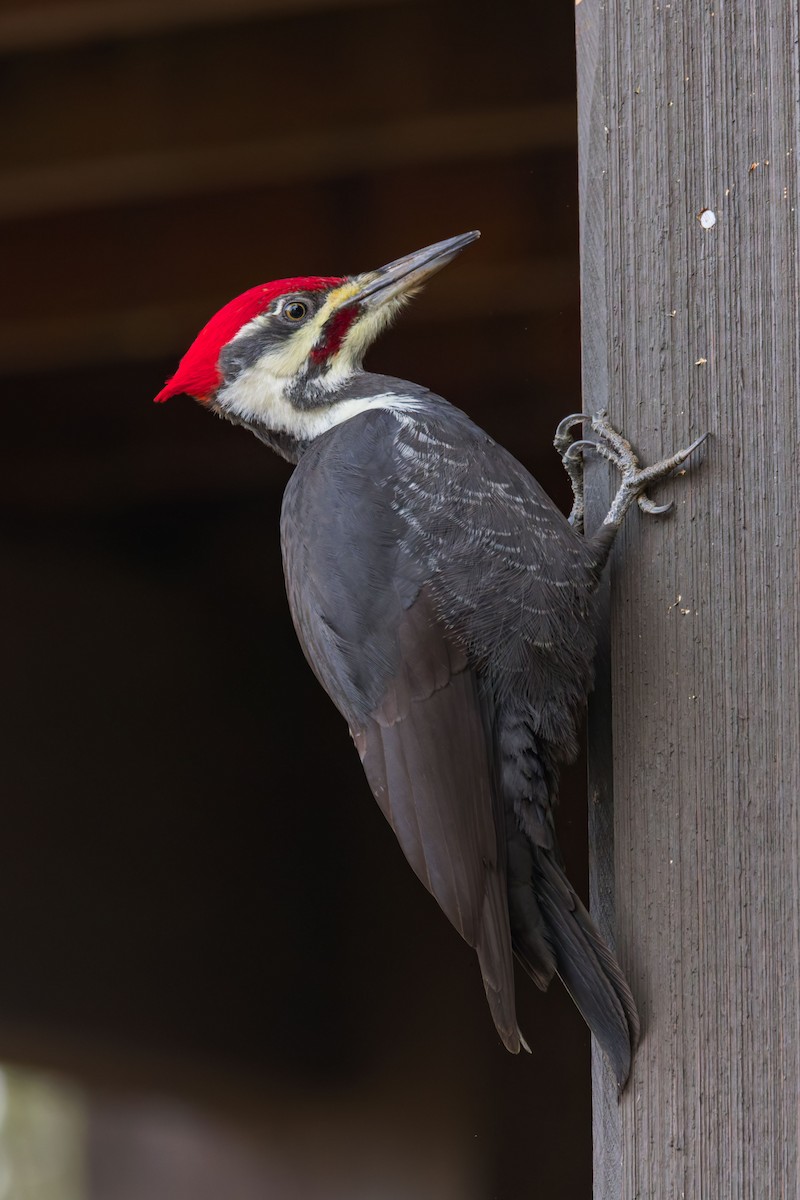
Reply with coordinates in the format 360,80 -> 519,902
283,301 -> 308,321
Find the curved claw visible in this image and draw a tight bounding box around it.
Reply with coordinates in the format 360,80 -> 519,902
684,431 -> 710,458
634,432 -> 708,517
554,413 -> 589,457
561,438 -> 593,465
554,412 -> 588,440
638,495 -> 674,516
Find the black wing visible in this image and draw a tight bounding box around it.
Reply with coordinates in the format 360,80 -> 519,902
280,408 -> 523,1051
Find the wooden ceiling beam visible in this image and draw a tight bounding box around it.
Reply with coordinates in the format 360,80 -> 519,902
0,0 -> 402,54
0,256 -> 576,372
0,104 -> 575,221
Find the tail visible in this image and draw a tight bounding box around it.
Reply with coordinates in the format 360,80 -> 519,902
512,846 -> 640,1088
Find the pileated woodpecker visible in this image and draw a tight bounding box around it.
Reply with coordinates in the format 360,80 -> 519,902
155,232 -> 704,1086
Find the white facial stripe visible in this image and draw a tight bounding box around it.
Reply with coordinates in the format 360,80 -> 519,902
230,314 -> 317,380
216,375 -> 423,440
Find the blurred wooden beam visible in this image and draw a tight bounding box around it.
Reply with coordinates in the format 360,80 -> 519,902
0,256 -> 575,372
0,0 -> 403,53
0,104 -> 575,221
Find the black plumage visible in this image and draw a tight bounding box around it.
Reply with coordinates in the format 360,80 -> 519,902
281,382 -> 638,1084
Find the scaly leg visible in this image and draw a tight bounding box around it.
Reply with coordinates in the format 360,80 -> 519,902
590,411 -> 708,529
554,410 -> 708,534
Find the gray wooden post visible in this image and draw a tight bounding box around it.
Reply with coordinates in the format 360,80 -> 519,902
576,3 -> 800,1196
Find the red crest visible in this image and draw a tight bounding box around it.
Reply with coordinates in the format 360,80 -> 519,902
154,276 -> 342,403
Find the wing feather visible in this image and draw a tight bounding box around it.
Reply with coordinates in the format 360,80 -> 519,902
355,600 -> 520,1050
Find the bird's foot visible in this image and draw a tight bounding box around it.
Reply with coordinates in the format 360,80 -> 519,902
554,410 -> 708,534
553,412 -> 589,534
588,410 -> 708,528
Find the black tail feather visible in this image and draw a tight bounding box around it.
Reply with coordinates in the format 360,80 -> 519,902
518,849 -> 640,1088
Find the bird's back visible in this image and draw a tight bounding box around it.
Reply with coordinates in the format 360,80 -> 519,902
280,383 -> 638,1081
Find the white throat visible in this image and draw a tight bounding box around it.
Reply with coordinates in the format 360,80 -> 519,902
214,368 -> 423,441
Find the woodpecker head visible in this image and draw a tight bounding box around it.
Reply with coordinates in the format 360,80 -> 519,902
154,232 -> 479,440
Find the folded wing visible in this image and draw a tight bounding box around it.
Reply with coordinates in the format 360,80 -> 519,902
353,593 -> 522,1051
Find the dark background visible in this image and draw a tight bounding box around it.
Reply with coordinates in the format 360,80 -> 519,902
0,1 -> 588,1194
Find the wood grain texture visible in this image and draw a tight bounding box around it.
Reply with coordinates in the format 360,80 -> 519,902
576,1 -> 800,1196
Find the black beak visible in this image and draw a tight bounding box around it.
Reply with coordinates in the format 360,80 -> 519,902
353,231 -> 480,308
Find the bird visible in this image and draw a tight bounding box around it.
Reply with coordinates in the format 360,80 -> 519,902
154,231 -> 705,1086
